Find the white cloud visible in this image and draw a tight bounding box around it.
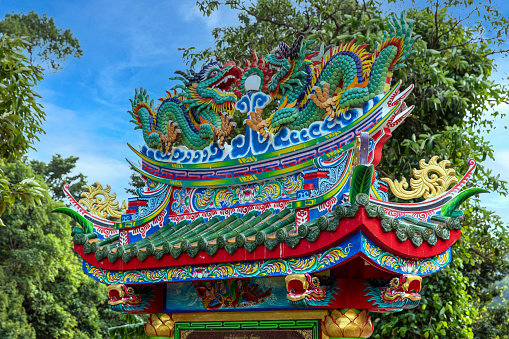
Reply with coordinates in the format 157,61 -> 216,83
28,100 -> 143,203
486,149 -> 509,172
178,2 -> 241,31
178,3 -> 222,30
480,193 -> 509,225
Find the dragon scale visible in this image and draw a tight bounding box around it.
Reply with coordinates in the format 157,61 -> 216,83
253,13 -> 419,137
128,61 -> 241,152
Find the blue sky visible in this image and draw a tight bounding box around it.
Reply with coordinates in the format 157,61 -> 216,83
4,0 -> 239,199
4,0 -> 509,223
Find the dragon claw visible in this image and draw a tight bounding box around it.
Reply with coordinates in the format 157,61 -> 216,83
245,107 -> 270,140
309,82 -> 338,119
211,112 -> 237,149
261,127 -> 270,141
158,121 -> 180,155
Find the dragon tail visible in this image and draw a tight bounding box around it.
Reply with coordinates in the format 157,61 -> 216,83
128,88 -> 156,130
367,12 -> 420,94
333,14 -> 419,115
128,87 -> 171,150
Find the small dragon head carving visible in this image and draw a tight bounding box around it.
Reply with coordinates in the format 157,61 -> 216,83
107,284 -> 154,313
285,273 -> 338,308
365,275 -> 422,310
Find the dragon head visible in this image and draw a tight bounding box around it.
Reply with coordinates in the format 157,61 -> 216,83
175,61 -> 242,115
107,284 -> 154,313
365,275 -> 422,310
285,273 -> 338,308
265,36 -> 304,97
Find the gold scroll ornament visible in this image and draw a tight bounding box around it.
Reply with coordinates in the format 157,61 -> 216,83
381,156 -> 459,200
79,182 -> 127,219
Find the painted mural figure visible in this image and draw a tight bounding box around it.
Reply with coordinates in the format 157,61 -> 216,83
194,279 -> 272,310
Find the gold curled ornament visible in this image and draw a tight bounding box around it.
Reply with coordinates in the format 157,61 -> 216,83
381,156 -> 458,200
79,182 -> 127,219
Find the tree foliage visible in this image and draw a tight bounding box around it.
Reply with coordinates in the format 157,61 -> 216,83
30,154 -> 87,201
0,11 -> 83,72
0,159 -> 122,339
0,35 -> 45,225
0,10 -> 119,339
0,35 -> 44,160
125,170 -> 146,196
0,12 -> 84,224
186,0 -> 509,337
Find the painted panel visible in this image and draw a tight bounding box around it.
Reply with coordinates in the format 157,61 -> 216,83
165,277 -> 290,313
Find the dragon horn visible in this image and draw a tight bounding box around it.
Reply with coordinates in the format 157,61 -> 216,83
174,70 -> 200,85
289,35 -> 304,59
174,70 -> 191,80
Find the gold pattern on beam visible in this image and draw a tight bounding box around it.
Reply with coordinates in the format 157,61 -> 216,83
381,156 -> 458,200
79,182 -> 127,219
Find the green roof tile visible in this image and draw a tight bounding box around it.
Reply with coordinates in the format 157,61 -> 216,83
75,194 -> 464,263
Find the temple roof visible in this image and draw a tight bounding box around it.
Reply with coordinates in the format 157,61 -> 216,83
73,194 -> 462,269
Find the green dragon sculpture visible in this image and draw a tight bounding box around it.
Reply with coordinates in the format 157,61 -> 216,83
246,12 -> 420,139
128,61 -> 242,153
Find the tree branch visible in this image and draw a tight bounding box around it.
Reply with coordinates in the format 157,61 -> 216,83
483,48 -> 509,57
435,41 -> 471,51
241,3 -> 298,31
436,8 -> 477,42
312,4 -> 344,38
459,238 -> 492,260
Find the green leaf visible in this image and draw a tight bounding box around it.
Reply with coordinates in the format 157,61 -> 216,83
349,164 -> 373,204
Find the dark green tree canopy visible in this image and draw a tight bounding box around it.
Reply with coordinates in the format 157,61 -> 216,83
0,159 -> 122,338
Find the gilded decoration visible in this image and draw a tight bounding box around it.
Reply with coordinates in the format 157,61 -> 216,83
79,182 -> 127,219
144,313 -> 174,338
321,309 -> 373,338
381,156 -> 459,200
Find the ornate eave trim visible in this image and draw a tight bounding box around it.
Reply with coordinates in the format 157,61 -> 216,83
82,231 -> 451,285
